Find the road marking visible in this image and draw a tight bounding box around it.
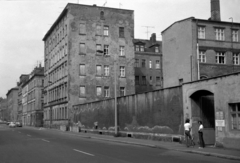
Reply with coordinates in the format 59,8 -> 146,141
27,134 -> 31,137
42,139 -> 50,142
73,149 -> 94,156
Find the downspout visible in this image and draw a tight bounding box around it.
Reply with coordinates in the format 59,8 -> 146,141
196,19 -> 200,80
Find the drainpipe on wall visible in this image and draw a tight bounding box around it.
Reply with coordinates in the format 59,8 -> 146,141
196,19 -> 200,80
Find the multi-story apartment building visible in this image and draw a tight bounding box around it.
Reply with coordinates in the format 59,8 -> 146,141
22,65 -> 44,126
134,33 -> 162,93
0,98 -> 8,121
43,3 -> 135,127
162,0 -> 240,88
17,75 -> 29,122
6,87 -> 19,122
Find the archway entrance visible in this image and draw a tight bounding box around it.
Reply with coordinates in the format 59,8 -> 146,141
190,90 -> 215,145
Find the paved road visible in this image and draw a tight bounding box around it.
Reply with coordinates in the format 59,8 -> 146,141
0,125 -> 239,163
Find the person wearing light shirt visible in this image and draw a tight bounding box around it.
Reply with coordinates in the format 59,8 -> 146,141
184,118 -> 194,147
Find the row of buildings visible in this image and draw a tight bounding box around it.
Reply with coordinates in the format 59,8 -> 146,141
0,0 -> 240,149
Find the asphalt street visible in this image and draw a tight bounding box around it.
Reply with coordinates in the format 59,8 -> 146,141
0,124 -> 239,163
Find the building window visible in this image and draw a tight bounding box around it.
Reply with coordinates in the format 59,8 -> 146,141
142,76 -> 146,85
233,53 -> 240,65
135,45 -> 139,51
104,87 -> 110,97
100,11 -> 104,20
216,52 -> 225,64
79,64 -> 86,76
142,59 -> 146,68
96,44 -> 102,55
156,77 -> 161,85
119,46 -> 125,56
120,66 -> 125,77
96,65 -> 102,76
155,60 -> 160,69
199,51 -> 206,63
149,76 -> 152,85
149,60 -> 152,69
79,43 -> 86,54
79,23 -> 86,35
103,26 -> 109,36
96,25 -> 101,35
135,76 -> 139,85
135,59 -> 140,67
104,45 -> 109,56
155,46 -> 159,53
119,27 -> 124,38
140,45 -> 144,52
120,87 -> 125,96
198,26 -> 205,39
215,28 -> 225,41
232,29 -> 239,42
104,65 -> 109,76
96,86 -> 102,96
79,86 -> 86,96
229,103 -> 240,130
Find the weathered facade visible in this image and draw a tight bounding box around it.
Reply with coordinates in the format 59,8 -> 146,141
43,3 -> 135,127
17,75 -> 29,122
134,33 -> 163,94
6,87 -> 19,122
0,98 -> 8,121
162,0 -> 240,88
182,72 -> 240,150
22,66 -> 44,127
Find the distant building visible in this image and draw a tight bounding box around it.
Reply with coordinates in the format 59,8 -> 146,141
17,74 -> 29,122
22,65 -> 44,126
42,3 -> 135,127
162,0 -> 240,88
6,87 -> 19,122
0,98 -> 8,121
134,33 -> 162,93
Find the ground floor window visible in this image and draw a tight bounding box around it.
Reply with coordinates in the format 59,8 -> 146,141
229,103 -> 240,130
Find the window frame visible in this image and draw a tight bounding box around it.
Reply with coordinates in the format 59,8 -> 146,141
103,25 -> 109,36
104,65 -> 110,76
215,28 -> 225,41
232,29 -> 239,42
120,66 -> 125,77
104,86 -> 110,97
229,103 -> 240,130
79,23 -> 86,35
96,86 -> 102,96
119,46 -> 125,56
79,43 -> 86,55
216,52 -> 226,64
79,86 -> 86,97
104,45 -> 109,56
155,60 -> 160,69
120,87 -> 125,96
79,64 -> 86,76
199,51 -> 206,63
96,65 -> 102,76
119,27 -> 124,38
198,26 -> 205,39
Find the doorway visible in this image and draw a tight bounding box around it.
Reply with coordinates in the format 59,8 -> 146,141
190,90 -> 215,145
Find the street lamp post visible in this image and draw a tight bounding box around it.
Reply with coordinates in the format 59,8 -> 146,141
114,59 -> 118,136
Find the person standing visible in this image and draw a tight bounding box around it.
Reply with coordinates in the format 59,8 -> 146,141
184,118 -> 194,147
198,120 -> 205,149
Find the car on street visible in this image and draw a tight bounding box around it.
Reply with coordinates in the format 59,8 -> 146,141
15,122 -> 22,127
9,122 -> 16,128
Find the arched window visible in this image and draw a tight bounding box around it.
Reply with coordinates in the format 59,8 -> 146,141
100,11 -> 104,19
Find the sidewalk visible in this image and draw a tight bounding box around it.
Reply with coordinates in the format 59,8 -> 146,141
29,126 -> 240,161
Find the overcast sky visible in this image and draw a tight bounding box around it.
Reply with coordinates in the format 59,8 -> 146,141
0,0 -> 239,97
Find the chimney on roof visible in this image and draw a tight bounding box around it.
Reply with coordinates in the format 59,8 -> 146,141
150,33 -> 156,45
211,0 -> 221,21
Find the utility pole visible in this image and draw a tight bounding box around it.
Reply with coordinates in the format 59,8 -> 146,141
229,17 -> 234,72
142,26 -> 154,39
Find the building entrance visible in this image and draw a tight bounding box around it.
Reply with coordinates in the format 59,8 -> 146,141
190,90 -> 215,145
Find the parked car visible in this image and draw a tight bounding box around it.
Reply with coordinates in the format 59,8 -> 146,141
9,122 -> 16,128
15,122 -> 22,127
